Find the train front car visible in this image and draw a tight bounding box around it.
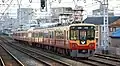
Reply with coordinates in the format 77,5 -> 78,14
69,24 -> 96,58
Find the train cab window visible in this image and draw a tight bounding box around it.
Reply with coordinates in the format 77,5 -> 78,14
80,30 -> 86,40
87,28 -> 95,40
70,30 -> 79,40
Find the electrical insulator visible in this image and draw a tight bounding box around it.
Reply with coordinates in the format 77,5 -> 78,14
29,0 -> 32,3
41,0 -> 45,9
2,0 -> 4,3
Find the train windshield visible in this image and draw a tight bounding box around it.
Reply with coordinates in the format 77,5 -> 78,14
70,26 -> 95,40
80,30 -> 86,40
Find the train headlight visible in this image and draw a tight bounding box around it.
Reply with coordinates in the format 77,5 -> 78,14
82,50 -> 86,52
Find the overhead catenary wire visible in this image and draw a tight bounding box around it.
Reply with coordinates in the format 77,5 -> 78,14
2,0 -> 9,3
0,0 -> 14,20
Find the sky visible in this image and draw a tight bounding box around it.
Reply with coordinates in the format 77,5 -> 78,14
0,0 -> 120,18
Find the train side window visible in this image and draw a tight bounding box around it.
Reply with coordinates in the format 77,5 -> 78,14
32,33 -> 34,37
67,31 -> 68,40
18,33 -> 19,36
56,30 -> 64,39
37,33 -> 39,37
39,32 -> 41,37
52,31 -> 54,38
40,32 -> 42,37
64,30 -> 66,39
44,32 -> 49,38
35,33 -> 37,37
49,31 -> 52,38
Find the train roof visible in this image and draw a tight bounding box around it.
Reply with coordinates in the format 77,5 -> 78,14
33,23 -> 95,32
13,31 -> 28,33
14,23 -> 96,33
33,26 -> 69,32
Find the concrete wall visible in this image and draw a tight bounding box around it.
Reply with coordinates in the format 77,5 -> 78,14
110,38 -> 120,55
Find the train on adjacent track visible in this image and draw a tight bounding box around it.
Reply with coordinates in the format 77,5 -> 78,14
12,23 -> 96,58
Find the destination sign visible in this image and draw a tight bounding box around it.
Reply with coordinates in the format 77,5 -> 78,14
70,26 -> 95,30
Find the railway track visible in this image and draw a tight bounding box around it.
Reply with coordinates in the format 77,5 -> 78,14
12,43 -> 119,66
74,53 -> 120,66
9,43 -> 71,66
0,41 -> 51,66
0,37 -> 71,66
95,53 -> 120,62
82,58 -> 118,66
1,36 -> 120,66
41,48 -> 120,66
0,43 -> 24,66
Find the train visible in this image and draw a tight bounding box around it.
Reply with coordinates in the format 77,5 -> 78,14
12,23 -> 96,58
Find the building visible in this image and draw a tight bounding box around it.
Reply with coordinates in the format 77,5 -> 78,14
17,8 -> 34,30
51,7 -> 73,23
91,0 -> 120,16
109,19 -> 120,55
92,3 -> 114,16
92,9 -> 114,16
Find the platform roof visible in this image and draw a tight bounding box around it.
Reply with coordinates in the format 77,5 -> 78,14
84,16 -> 120,25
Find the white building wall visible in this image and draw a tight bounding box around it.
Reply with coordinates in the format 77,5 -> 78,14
17,8 -> 34,30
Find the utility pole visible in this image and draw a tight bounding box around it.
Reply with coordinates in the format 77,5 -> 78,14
94,0 -> 109,54
102,0 -> 109,54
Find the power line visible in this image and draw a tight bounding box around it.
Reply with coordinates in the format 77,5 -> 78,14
0,0 -> 14,20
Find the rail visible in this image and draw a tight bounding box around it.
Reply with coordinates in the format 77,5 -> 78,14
0,44 -> 24,66
0,56 -> 5,66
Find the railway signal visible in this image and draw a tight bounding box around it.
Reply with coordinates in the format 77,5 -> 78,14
41,0 -> 46,9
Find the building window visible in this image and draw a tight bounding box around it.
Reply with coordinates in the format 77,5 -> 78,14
110,27 -> 116,32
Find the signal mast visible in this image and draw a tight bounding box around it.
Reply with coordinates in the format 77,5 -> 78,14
101,0 -> 109,54
94,0 -> 109,53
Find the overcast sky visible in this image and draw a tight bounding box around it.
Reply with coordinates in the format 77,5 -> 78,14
0,0 -> 120,18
